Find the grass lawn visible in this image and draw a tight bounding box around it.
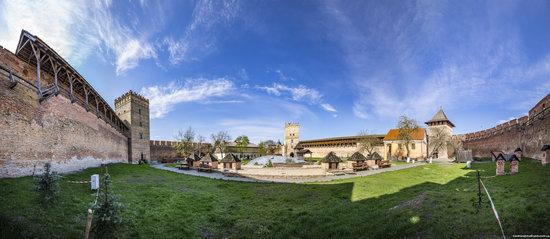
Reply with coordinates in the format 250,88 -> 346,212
1,159 -> 549,238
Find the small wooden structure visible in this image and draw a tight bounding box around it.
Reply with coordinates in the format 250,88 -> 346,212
495,153 -> 506,176
366,152 -> 384,167
296,149 -> 312,161
321,152 -> 342,171
192,153 -> 202,168
347,152 -> 368,171
541,145 -> 550,165
508,154 -> 520,174
220,153 -> 242,170
198,153 -> 218,172
177,159 -> 190,170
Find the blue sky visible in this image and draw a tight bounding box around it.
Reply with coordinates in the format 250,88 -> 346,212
1,0 -> 550,143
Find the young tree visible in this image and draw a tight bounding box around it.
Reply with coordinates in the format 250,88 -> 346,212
211,131 -> 231,158
34,162 -> 60,205
234,135 -> 250,158
397,116 -> 420,158
92,173 -> 124,238
174,127 -> 196,158
258,142 -> 267,155
357,130 -> 379,156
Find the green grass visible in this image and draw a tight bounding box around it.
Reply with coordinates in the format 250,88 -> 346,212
1,159 -> 549,238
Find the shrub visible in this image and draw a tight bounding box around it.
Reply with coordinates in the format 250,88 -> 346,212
92,173 -> 124,238
34,162 -> 60,205
267,160 -> 273,167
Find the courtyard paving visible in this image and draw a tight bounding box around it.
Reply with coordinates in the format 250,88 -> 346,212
151,162 -> 426,183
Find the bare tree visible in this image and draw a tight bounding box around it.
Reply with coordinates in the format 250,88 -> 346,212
196,135 -> 206,156
397,116 -> 420,158
428,127 -> 450,157
174,127 -> 195,158
210,131 -> 231,158
357,130 -> 379,156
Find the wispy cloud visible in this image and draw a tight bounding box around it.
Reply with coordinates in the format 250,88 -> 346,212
91,0 -> 158,75
255,83 -> 337,114
0,0 -> 95,64
140,77 -> 235,119
163,0 -> 240,65
321,103 -> 337,112
322,1 -> 550,122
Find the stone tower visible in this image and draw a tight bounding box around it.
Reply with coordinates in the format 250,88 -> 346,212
425,108 -> 455,159
284,122 -> 300,157
115,91 -> 150,163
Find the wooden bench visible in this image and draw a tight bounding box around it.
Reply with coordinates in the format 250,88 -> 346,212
378,161 -> 392,168
352,162 -> 369,172
177,163 -> 190,170
197,164 -> 212,172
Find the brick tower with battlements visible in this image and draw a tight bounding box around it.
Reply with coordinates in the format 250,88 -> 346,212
115,91 -> 150,163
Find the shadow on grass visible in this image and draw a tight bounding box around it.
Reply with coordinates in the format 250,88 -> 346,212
0,159 -> 549,239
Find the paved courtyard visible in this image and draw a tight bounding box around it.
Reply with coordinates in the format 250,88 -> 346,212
151,162 -> 426,183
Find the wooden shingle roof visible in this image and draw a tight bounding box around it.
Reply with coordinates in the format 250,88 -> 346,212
367,152 -> 383,161
220,153 -> 241,163
322,152 -> 342,163
200,153 -> 218,162
348,152 -> 367,161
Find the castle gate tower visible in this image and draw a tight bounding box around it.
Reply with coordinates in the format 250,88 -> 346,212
425,108 -> 455,159
284,122 -> 300,157
115,91 -> 150,163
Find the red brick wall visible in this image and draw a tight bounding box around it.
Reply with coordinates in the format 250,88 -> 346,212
0,47 -> 128,177
463,95 -> 550,159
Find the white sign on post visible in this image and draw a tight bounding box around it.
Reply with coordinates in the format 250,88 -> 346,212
91,174 -> 99,190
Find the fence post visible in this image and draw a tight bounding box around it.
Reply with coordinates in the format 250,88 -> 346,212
84,209 -> 93,239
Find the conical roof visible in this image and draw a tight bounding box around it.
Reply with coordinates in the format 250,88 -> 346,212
425,108 -> 455,127
200,153 -> 218,162
220,153 -> 241,163
367,152 -> 383,161
348,152 -> 367,161
322,151 -> 342,163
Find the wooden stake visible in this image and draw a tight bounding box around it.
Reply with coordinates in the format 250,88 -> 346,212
84,209 -> 93,239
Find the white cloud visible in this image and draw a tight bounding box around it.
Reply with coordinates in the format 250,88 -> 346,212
256,83 -> 322,104
255,83 -> 337,114
140,78 -> 235,118
0,0 -> 160,74
91,0 -> 157,75
238,68 -> 249,80
0,0 -> 95,64
322,1 -> 550,122
164,0 -> 240,65
321,103 -> 337,112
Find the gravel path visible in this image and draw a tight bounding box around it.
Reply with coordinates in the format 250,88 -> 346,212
151,162 -> 427,184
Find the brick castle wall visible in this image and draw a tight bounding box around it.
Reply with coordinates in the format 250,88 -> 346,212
0,47 -> 128,177
150,140 -> 180,160
463,94 -> 550,159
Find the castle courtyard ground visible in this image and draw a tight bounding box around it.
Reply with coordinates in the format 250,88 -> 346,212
1,159 -> 549,238
156,162 -> 424,183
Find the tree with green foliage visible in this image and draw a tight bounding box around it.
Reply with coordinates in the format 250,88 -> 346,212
397,116 -> 420,158
92,173 -> 124,238
174,127 -> 195,158
267,159 -> 273,167
234,135 -> 250,158
34,162 -> 60,205
258,142 -> 267,155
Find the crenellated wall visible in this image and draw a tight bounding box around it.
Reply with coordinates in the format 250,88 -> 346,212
463,94 -> 550,159
0,46 -> 129,177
